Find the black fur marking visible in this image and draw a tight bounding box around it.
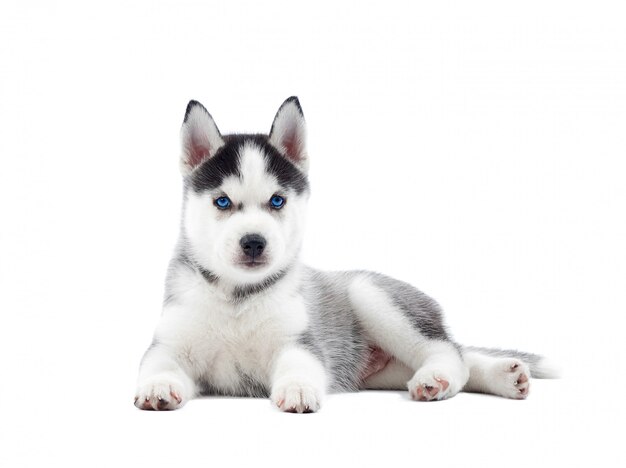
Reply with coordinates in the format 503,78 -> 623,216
262,139 -> 309,194
189,134 -> 309,194
188,136 -> 242,192
231,268 -> 289,303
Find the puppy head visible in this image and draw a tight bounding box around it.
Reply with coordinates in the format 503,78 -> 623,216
179,97 -> 309,285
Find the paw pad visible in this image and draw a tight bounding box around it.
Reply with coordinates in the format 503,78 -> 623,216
409,376 -> 451,401
494,359 -> 532,400
271,381 -> 322,414
134,382 -> 185,411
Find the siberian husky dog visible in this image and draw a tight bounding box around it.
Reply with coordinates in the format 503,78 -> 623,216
135,97 -> 556,413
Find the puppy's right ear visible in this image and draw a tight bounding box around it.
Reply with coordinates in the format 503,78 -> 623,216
180,100 -> 224,175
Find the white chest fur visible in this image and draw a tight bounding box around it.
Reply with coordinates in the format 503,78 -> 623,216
154,269 -> 308,391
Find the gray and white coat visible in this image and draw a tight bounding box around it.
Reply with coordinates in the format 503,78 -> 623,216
135,97 -> 557,413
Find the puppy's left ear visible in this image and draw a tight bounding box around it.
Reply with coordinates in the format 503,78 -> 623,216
269,96 -> 308,172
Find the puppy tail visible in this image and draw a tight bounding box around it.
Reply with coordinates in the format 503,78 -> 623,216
462,345 -> 562,379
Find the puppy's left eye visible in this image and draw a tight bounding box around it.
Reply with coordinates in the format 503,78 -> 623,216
269,195 -> 285,209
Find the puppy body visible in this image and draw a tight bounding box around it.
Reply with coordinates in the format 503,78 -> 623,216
135,98 -> 556,412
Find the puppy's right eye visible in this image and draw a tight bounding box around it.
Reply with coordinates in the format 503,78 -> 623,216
214,196 -> 232,210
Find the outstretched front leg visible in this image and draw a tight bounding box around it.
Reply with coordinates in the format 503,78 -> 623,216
134,341 -> 196,410
270,346 -> 328,413
349,274 -> 469,401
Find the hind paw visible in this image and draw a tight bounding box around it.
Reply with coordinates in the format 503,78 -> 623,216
493,359 -> 531,399
408,372 -> 454,401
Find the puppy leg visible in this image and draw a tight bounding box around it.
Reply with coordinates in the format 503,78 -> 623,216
134,342 -> 196,411
463,350 -> 531,399
406,341 -> 469,401
349,275 -> 469,400
270,346 -> 327,413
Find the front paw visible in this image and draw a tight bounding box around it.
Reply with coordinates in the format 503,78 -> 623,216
134,375 -> 189,411
270,378 -> 323,414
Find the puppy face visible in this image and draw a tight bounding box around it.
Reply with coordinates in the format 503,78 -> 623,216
179,98 -> 309,285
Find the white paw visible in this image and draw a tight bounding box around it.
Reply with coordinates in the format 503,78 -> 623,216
408,370 -> 460,401
134,374 -> 189,411
489,359 -> 531,399
271,379 -> 323,413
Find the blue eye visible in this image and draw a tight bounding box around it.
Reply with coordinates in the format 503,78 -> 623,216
214,196 -> 232,209
270,195 -> 285,209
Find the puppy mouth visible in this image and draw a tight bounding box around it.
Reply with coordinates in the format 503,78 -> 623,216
236,259 -> 268,269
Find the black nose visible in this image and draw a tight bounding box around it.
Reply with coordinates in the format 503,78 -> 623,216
240,234 -> 266,259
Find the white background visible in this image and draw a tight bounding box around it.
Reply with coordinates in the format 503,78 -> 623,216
1,1 -> 624,466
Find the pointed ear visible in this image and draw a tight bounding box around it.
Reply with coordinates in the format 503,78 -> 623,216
269,96 -> 308,172
180,100 -> 224,175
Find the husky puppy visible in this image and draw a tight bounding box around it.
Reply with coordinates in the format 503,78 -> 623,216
135,97 -> 556,413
